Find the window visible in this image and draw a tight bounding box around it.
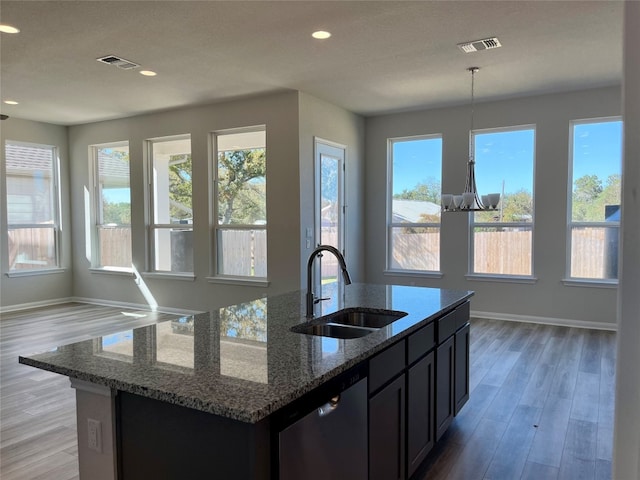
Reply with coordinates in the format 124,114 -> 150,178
148,135 -> 193,273
91,142 -> 131,269
568,118 -> 622,281
212,127 -> 266,278
387,135 -> 442,272
471,126 -> 535,276
5,141 -> 60,272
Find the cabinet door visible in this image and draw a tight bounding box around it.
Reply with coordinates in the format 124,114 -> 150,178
407,351 -> 435,478
435,336 -> 454,441
369,374 -> 405,480
455,323 -> 470,415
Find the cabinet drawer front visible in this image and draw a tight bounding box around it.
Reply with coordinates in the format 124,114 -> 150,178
369,340 -> 406,395
437,311 -> 457,343
408,322 -> 435,365
455,302 -> 470,330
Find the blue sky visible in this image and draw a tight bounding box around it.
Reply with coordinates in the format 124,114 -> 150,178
393,120 -> 622,196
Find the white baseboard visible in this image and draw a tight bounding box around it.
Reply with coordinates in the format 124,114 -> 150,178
471,309 -> 617,331
0,296 -> 201,316
0,297 -> 74,314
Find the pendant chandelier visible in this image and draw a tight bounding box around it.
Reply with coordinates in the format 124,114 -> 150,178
442,67 -> 500,212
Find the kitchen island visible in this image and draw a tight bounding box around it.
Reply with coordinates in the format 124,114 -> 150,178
19,283 -> 473,480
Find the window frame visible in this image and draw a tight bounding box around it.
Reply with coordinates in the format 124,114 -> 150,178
5,140 -> 62,275
468,124 -> 537,279
209,125 -> 268,284
565,116 -> 622,284
90,141 -> 132,272
385,133 -> 443,275
146,134 -> 194,276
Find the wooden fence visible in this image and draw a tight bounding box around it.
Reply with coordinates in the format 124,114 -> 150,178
7,227 -> 56,270
218,229 -> 267,277
99,227 -> 132,268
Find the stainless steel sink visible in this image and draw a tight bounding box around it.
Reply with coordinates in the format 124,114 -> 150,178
290,308 -> 407,339
326,308 -> 407,329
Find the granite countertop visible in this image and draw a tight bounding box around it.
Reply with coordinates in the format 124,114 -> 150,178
19,283 -> 473,424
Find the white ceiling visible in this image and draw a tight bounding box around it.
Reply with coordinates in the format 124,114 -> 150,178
0,0 -> 623,126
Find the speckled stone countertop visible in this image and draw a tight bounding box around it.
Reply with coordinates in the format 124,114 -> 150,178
19,283 -> 473,424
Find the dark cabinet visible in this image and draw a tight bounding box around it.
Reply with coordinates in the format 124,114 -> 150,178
435,335 -> 455,441
454,323 -> 470,414
369,374 -> 406,480
407,351 -> 435,478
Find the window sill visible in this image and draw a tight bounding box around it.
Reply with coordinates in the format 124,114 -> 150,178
142,272 -> 196,282
465,274 -> 538,284
206,276 -> 270,287
89,267 -> 134,277
562,278 -> 618,289
5,267 -> 66,278
384,269 -> 443,279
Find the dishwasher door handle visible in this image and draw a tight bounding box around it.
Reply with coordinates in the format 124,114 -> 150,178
317,394 -> 341,417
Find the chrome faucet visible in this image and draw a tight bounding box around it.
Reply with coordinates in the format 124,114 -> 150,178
306,245 -> 352,317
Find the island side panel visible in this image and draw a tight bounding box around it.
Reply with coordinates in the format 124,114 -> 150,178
116,392 -> 270,479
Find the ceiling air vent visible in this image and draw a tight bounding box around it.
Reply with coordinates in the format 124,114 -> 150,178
457,37 -> 502,54
96,55 -> 140,70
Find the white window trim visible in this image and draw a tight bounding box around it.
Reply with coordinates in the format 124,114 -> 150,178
210,126 -> 268,280
566,116 -> 622,281
469,125 -> 536,277
5,141 -> 62,273
386,133 -> 443,274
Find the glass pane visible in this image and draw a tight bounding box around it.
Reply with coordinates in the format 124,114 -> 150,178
391,137 -> 442,223
571,121 -> 622,222
473,226 -> 532,275
7,227 -> 56,270
571,226 -> 619,279
5,144 -> 55,225
320,153 -> 340,283
97,145 -> 130,226
98,225 -> 131,268
156,320 -> 194,370
151,138 -> 192,224
473,129 -> 535,223
216,130 -> 266,225
217,229 -> 267,277
153,228 -> 193,272
390,226 -> 440,271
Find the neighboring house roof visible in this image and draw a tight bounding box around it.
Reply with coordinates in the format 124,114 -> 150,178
392,199 -> 441,223
5,143 -> 53,174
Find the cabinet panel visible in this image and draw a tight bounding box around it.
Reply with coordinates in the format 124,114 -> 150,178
369,374 -> 405,480
369,340 -> 405,395
455,323 -> 470,415
407,351 -> 435,478
408,322 -> 435,365
435,336 -> 455,441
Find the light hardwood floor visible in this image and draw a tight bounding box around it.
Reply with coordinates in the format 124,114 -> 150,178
0,305 -> 616,479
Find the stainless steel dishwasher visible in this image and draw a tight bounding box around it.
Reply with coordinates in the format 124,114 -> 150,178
278,370 -> 368,480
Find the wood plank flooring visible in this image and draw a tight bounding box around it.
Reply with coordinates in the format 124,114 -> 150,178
0,303 -> 183,480
0,306 -> 616,479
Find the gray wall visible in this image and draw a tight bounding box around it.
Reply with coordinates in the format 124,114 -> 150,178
298,92 -> 366,285
364,86 -> 621,326
0,118 -> 73,307
68,91 -> 301,312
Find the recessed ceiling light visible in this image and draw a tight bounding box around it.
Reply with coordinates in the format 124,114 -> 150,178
0,24 -> 20,34
140,70 -> 157,77
3,100 -> 18,105
312,30 -> 331,40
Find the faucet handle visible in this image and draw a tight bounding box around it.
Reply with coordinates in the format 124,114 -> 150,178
314,297 -> 330,304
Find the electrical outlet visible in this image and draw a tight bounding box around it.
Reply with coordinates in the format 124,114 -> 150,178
87,418 -> 102,453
